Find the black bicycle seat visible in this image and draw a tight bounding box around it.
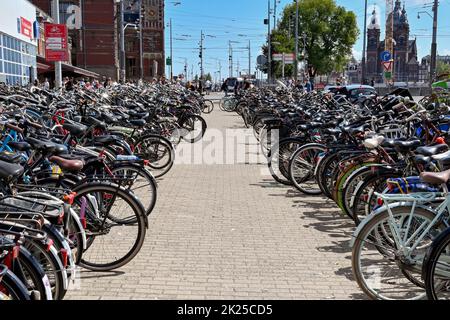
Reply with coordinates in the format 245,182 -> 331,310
0,160 -> 23,181
63,122 -> 87,138
415,144 -> 448,157
394,140 -> 422,152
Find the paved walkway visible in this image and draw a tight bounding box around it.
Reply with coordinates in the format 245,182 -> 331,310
67,94 -> 362,300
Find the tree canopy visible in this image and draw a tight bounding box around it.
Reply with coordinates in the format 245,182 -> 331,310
263,0 -> 359,79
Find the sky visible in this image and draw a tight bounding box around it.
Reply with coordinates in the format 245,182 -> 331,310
164,0 -> 450,81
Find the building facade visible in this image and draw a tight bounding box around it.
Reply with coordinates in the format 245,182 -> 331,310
366,1 -> 420,83
0,0 -> 39,85
32,0 -> 165,80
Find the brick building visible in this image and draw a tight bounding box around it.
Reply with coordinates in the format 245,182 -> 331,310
31,0 -> 165,80
366,1 -> 420,83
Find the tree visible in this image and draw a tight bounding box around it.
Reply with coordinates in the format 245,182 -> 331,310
205,73 -> 212,81
264,0 -> 359,80
437,60 -> 450,78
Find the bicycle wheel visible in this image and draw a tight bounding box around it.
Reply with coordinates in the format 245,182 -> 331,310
135,135 -> 175,178
15,247 -> 52,300
424,228 -> 450,300
289,144 -> 327,195
23,238 -> 66,300
202,100 -> 214,114
72,183 -> 147,271
352,206 -> 444,300
179,114 -> 207,143
111,164 -> 158,217
0,268 -> 30,300
316,152 -> 339,199
268,138 -> 304,185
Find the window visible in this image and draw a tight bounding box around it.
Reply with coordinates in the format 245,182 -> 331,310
0,32 -> 37,86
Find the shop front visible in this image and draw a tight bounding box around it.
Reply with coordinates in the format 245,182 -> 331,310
0,0 -> 39,86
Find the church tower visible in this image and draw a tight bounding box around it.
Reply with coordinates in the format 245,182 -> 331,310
393,1 -> 410,81
366,8 -> 381,80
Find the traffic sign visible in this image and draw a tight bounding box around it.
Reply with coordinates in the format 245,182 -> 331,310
272,53 -> 295,62
257,55 -> 267,65
384,71 -> 392,80
382,60 -> 393,71
380,51 -> 391,62
166,57 -> 172,66
44,23 -> 68,62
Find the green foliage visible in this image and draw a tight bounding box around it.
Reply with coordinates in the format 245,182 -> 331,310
263,0 -> 359,78
437,60 -> 450,77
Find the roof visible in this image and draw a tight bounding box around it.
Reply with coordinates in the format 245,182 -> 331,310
344,84 -> 376,90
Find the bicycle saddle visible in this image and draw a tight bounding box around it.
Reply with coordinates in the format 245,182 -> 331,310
394,140 -> 421,152
0,160 -> 23,181
8,141 -> 31,152
0,151 -> 21,164
415,144 -> 449,157
129,119 -> 146,127
26,137 -> 67,155
420,169 -> 450,184
93,135 -> 119,144
63,122 -> 87,138
48,155 -> 84,172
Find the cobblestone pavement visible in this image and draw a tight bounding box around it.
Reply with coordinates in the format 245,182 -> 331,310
66,93 -> 363,300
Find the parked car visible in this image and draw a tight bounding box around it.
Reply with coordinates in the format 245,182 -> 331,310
334,84 -> 377,103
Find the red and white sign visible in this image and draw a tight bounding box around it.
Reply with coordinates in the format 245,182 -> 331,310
20,17 -> 32,38
382,60 -> 393,72
272,53 -> 295,64
44,23 -> 68,62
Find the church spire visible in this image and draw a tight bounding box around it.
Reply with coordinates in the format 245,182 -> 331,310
367,6 -> 380,30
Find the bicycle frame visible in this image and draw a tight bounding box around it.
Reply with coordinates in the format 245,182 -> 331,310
372,191 -> 450,256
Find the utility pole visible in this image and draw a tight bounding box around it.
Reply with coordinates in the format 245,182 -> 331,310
170,18 -> 173,81
218,61 -> 222,82
248,40 -> 252,78
139,2 -> 144,80
200,30 -> 204,82
361,0 -> 368,84
229,40 -> 233,78
267,0 -> 272,82
294,0 -> 299,81
52,0 -> 62,88
430,0 -> 439,87
184,58 -> 188,80
119,0 -> 126,82
273,0 -> 277,29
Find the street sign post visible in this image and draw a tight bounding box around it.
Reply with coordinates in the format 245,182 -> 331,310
272,53 -> 294,64
380,51 -> 391,62
382,60 -> 393,71
44,23 -> 68,62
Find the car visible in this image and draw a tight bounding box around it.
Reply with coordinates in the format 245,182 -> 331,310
333,84 -> 377,103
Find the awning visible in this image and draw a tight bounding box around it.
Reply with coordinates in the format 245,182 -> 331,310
60,63 -> 100,79
36,56 -> 99,79
37,62 -> 51,71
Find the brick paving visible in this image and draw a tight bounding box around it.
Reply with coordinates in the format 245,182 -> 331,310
66,94 -> 363,300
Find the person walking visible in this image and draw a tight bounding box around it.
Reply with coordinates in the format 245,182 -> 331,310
43,78 -> 50,90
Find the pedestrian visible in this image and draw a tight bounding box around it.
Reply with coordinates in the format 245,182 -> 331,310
43,78 -> 50,90
65,77 -> 74,91
370,77 -> 375,87
33,79 -> 39,87
303,79 -> 312,92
